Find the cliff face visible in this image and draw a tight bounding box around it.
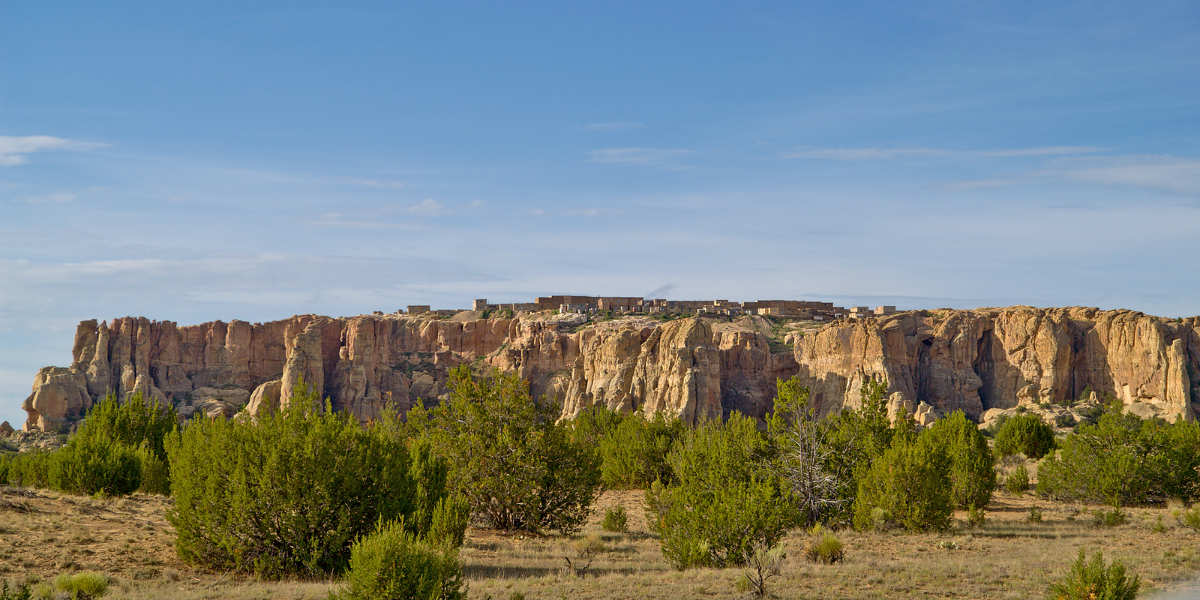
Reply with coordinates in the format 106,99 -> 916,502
21,313 -> 799,430
792,307 -> 1200,423
20,307 -> 1200,431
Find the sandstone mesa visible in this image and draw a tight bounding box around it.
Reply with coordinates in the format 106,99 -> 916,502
19,306 -> 1200,432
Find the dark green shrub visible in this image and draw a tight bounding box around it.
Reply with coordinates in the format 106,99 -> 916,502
646,413 -> 799,569
133,442 -> 169,495
1028,507 -> 1043,523
598,413 -> 685,489
1038,405 -> 1200,505
336,519 -> 464,600
851,429 -> 952,532
1046,549 -> 1139,600
923,411 -> 996,509
165,383 -> 437,579
1091,508 -> 1127,528
1005,464 -> 1030,494
48,436 -> 141,496
3,451 -> 53,488
994,414 -> 1056,459
74,391 -> 176,460
0,579 -> 31,600
407,367 -> 601,534
568,405 -> 623,448
602,505 -> 628,533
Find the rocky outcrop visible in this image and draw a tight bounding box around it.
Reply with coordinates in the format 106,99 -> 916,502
20,306 -> 1200,431
793,307 -> 1200,422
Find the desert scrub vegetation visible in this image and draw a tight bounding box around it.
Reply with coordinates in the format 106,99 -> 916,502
1037,401 -> 1200,505
0,391 -> 175,496
601,505 -> 628,533
1046,549 -> 1139,600
406,366 -> 601,534
165,380 -> 455,579
334,518 -> 465,600
993,413 -> 1056,459
922,410 -> 996,509
1004,463 -> 1030,494
567,405 -> 685,490
646,411 -> 798,568
851,424 -> 953,532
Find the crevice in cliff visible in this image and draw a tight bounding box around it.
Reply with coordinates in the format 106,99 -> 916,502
916,338 -> 933,403
974,328 -> 997,410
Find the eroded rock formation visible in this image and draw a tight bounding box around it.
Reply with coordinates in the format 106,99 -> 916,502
19,306 -> 1200,431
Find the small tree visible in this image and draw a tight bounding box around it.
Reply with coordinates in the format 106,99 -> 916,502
814,377 -> 895,524
923,410 -> 996,509
598,412 -> 685,489
407,367 -> 601,534
768,378 -> 846,526
647,413 -> 799,569
851,428 -> 952,532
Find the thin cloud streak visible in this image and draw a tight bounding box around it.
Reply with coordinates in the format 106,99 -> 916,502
588,147 -> 693,167
0,135 -> 106,166
784,146 -> 1105,160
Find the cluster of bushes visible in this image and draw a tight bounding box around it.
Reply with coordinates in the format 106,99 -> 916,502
1037,401 -> 1200,505
645,376 -> 997,569
405,367 -> 602,535
165,381 -> 466,580
0,391 -> 175,496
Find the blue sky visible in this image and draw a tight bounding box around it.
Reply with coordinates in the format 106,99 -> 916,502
2,1 -> 1199,426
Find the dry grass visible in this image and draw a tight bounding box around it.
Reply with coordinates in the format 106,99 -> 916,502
3,486 -> 1200,599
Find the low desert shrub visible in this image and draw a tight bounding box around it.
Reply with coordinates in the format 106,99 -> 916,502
851,429 -> 952,532
407,367 -> 601,535
1046,549 -> 1139,600
165,382 -> 443,579
1091,508 -> 1127,528
1028,507 -> 1043,523
0,580 -> 31,600
2,451 -> 53,488
427,494 -> 470,549
48,436 -> 141,496
647,413 -> 799,569
994,414 -> 1056,459
967,504 -> 987,528
1175,505 -> 1200,531
51,572 -> 109,599
336,519 -> 464,600
739,541 -> 785,599
602,505 -> 628,533
1004,464 -> 1030,494
803,528 -> 844,564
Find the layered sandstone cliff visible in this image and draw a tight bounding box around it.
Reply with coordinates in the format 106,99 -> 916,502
19,307 -> 1200,431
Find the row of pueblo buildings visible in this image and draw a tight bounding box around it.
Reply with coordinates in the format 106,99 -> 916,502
401,295 -> 897,320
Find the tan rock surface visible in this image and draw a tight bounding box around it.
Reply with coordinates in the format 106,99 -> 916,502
20,307 -> 1200,430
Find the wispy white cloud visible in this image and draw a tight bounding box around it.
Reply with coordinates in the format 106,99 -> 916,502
309,212 -> 421,230
588,147 -> 692,167
1054,156 -> 1200,195
784,146 -> 1104,160
407,198 -> 447,216
21,192 -> 77,204
584,121 -> 644,131
0,135 -> 106,166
